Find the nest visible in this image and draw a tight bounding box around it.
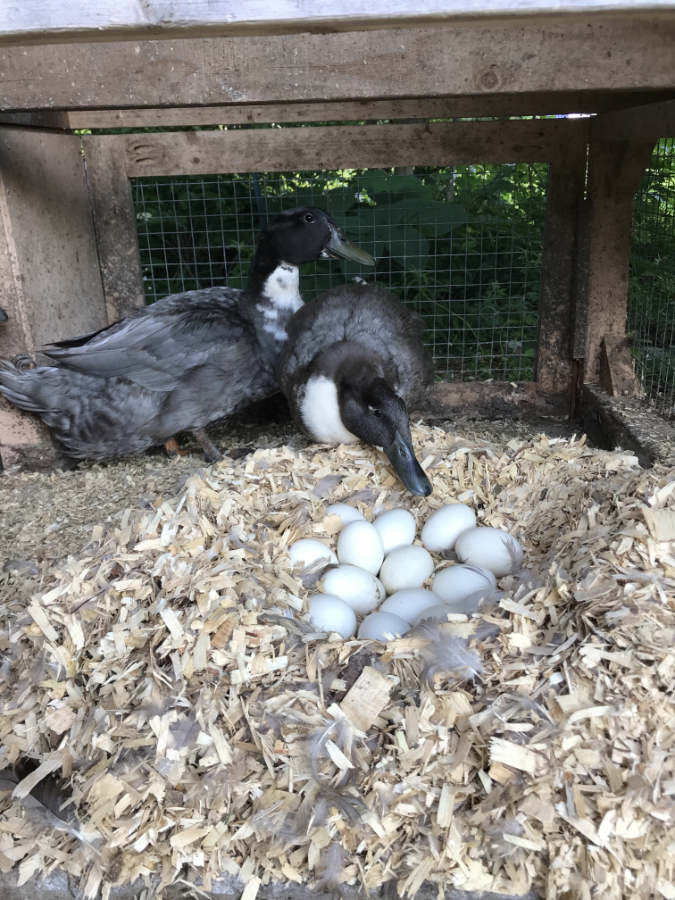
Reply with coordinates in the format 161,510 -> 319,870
1,424 -> 674,899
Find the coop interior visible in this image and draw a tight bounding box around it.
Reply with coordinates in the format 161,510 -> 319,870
1,15 -> 675,900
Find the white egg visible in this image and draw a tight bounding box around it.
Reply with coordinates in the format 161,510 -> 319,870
373,508 -> 416,556
322,565 -> 386,616
308,594 -> 357,639
337,521 -> 385,575
433,565 -> 497,613
325,503 -> 366,529
379,588 -> 443,624
358,611 -> 410,641
379,545 -> 434,595
409,603 -> 458,626
289,539 -> 338,569
454,527 -> 524,578
421,504 -> 477,553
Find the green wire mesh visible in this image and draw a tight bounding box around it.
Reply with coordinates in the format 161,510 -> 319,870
629,139 -> 675,421
131,165 -> 547,382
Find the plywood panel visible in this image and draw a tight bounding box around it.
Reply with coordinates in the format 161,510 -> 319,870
0,128 -> 107,356
2,21 -> 675,111
0,127 -> 108,466
117,118 -> 586,177
2,1 -> 675,46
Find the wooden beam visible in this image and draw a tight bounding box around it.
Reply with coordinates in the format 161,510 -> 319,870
3,2 -> 675,47
534,131 -> 587,400
82,137 -> 146,322
109,119 -> 586,178
580,138 -> 655,384
591,98 -> 675,141
0,127 -> 108,469
0,112 -> 70,129
63,92 -> 675,131
2,21 -> 675,112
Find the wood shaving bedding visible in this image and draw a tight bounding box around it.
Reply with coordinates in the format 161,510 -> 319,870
0,424 -> 674,899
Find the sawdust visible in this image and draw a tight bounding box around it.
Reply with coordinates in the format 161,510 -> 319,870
1,415 -> 673,900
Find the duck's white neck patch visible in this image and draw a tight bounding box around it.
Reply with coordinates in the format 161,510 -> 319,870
301,376 -> 358,445
262,263 -> 302,312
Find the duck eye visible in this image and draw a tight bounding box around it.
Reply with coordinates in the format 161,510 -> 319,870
303,213 -> 315,223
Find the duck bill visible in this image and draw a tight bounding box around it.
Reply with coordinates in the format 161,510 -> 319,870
322,224 -> 375,266
384,430 -> 433,497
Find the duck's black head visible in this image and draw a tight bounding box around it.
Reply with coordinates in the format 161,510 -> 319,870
247,208 -> 373,291
337,357 -> 433,497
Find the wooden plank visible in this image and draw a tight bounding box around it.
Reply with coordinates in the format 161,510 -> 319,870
591,98 -> 675,141
3,2 -> 675,47
413,380 -> 568,420
118,119 -> 586,178
534,133 -> 587,399
0,112 -> 70,129
2,21 -> 675,111
578,384 -> 675,469
581,139 -> 655,383
82,136 -> 145,322
0,127 -> 107,468
65,92 -> 675,130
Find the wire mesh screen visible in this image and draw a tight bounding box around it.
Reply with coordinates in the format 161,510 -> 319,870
629,139 -> 675,420
132,165 -> 547,382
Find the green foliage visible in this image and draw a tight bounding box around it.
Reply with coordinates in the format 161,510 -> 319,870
133,163 -> 547,381
628,138 -> 675,414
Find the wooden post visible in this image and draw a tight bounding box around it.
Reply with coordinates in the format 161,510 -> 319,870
534,132 -> 588,403
580,137 -> 655,384
0,126 -> 107,470
82,135 -> 145,322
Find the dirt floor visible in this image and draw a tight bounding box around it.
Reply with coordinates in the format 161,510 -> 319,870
0,407 -> 581,572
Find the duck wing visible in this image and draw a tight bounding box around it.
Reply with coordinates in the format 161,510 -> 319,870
44,288 -> 246,392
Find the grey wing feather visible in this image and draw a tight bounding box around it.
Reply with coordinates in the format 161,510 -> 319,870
44,288 -> 243,392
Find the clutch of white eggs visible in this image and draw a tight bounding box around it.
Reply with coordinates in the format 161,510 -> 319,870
290,502 -> 523,641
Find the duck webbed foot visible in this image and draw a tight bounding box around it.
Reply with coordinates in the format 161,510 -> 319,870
164,437 -> 188,458
192,428 -> 222,462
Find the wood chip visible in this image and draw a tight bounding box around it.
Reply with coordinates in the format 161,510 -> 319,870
2,427 -> 674,899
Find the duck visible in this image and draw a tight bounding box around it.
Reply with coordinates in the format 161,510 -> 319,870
277,282 -> 435,496
0,208 -> 374,462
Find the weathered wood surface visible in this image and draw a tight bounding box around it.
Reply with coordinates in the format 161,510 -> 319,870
82,137 -> 146,322
591,98 -> 675,140
2,21 -> 675,111
3,1 -> 675,46
581,139 -> 655,384
413,380 -> 568,420
598,334 -> 641,397
0,127 -> 107,467
578,384 -> 675,468
534,134 -> 587,400
63,92 -> 675,130
107,119 -> 587,178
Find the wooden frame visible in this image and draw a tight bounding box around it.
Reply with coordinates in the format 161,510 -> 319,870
2,21 -> 675,112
